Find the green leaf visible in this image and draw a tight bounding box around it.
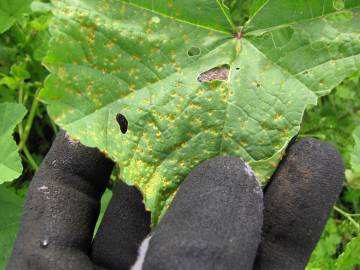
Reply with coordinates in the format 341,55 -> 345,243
0,0 -> 33,33
0,102 -> 27,183
41,0 -> 360,224
336,234 -> 360,270
344,125 -> 360,189
351,127 -> 360,173
0,184 -> 25,269
307,218 -> 341,270
94,188 -> 112,235
0,44 -> 17,73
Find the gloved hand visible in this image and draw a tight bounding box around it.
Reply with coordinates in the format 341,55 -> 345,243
7,130 -> 344,270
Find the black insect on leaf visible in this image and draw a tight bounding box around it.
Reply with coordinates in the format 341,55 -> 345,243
116,113 -> 128,134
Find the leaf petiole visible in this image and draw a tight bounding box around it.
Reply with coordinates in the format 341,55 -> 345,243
18,88 -> 40,151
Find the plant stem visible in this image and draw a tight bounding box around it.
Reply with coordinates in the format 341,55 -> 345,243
334,205 -> 360,231
22,145 -> 38,170
18,88 -> 40,151
18,81 -> 24,137
47,113 -> 59,134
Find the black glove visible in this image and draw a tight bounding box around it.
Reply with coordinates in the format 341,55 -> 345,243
7,130 -> 344,270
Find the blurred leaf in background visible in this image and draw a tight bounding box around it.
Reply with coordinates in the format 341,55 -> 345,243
306,219 -> 342,270
336,234 -> 360,270
0,1 -> 55,266
0,0 -> 54,177
0,0 -> 32,34
0,103 -> 27,183
303,72 -> 360,269
0,184 -> 25,269
347,126 -> 360,190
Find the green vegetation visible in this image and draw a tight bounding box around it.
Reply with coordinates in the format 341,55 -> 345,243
0,1 -> 359,269
301,73 -> 360,270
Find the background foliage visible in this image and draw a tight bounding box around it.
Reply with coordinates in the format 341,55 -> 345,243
0,1 -> 359,269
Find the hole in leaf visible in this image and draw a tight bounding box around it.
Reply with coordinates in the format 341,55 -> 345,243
198,64 -> 230,83
116,113 -> 128,134
188,47 -> 201,57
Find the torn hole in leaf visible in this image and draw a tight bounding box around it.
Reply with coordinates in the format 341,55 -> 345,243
116,113 -> 128,134
197,64 -> 230,83
188,47 -> 201,57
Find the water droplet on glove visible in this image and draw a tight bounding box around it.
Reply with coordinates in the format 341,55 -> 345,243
40,239 -> 49,248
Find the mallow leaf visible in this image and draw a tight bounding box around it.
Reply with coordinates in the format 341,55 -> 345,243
41,0 -> 360,224
0,103 -> 27,184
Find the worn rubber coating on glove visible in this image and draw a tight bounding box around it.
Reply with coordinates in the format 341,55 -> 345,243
254,138 -> 344,270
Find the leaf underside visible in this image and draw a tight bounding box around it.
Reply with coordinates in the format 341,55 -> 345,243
41,0 -> 360,224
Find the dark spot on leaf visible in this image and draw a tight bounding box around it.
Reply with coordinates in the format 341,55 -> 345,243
236,67 -> 240,70
198,64 -> 230,83
188,47 -> 201,57
116,113 -> 128,134
256,82 -> 261,88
